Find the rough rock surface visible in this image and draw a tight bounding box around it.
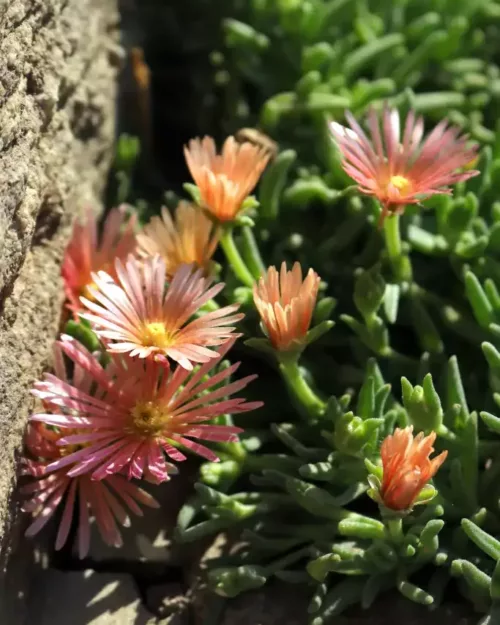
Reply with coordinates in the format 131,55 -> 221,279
0,0 -> 119,619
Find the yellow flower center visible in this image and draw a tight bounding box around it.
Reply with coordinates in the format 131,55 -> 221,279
82,281 -> 98,302
142,322 -> 175,348
389,175 -> 411,194
130,400 -> 170,438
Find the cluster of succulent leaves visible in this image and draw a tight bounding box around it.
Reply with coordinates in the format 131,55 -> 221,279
105,0 -> 500,622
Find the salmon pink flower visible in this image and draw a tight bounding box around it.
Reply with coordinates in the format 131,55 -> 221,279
253,262 -> 321,351
21,423 -> 159,558
376,426 -> 447,511
62,206 -> 137,316
330,106 -> 479,224
30,336 -> 262,483
81,255 -> 243,370
137,202 -> 219,277
184,136 -> 270,222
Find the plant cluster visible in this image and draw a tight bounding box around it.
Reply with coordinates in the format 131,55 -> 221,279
19,0 -> 500,622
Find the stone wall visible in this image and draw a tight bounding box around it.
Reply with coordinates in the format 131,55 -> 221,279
0,0 -> 119,619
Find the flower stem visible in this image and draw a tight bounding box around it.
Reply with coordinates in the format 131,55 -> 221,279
383,214 -> 412,283
279,357 -> 326,419
220,228 -> 255,287
386,517 -> 404,543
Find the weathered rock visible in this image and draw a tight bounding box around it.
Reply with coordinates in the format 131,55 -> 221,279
26,569 -> 168,625
0,0 -> 119,619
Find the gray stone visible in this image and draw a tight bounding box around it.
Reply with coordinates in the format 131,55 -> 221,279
26,569 -> 169,625
0,0 -> 119,620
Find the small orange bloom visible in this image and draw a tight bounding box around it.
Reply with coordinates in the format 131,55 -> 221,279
184,136 -> 270,222
253,262 -> 320,351
137,202 -> 219,277
380,426 -> 447,511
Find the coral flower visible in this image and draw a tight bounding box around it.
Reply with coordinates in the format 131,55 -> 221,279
62,206 -> 137,315
30,335 -> 262,483
184,135 -> 270,222
330,106 -> 479,224
253,262 -> 321,351
379,427 -> 447,511
81,255 -> 243,370
137,202 -> 219,277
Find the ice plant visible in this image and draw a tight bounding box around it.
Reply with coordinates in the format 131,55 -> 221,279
62,206 -> 137,315
330,106 -> 479,223
253,262 -> 321,352
375,426 -> 448,512
30,336 -> 262,482
21,424 -> 159,558
81,255 -> 243,370
183,135 -> 270,222
137,202 -> 219,277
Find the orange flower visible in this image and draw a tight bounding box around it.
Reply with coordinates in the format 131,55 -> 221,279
379,427 -> 447,511
184,136 -> 270,222
137,202 -> 219,277
253,262 -> 320,351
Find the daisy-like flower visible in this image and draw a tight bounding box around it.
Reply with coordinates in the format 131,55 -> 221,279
30,335 -> 262,483
377,426 -> 447,511
62,206 -> 137,315
137,202 -> 219,277
253,262 -> 321,352
184,135 -> 270,222
81,255 -> 243,370
22,429 -> 158,558
330,106 -> 479,224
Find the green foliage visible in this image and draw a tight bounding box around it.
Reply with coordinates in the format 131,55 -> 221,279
139,0 -> 500,620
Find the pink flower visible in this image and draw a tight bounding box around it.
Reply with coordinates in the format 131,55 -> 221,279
81,255 -> 243,370
21,422 -> 159,559
30,335 -> 262,483
62,206 -> 137,316
330,106 -> 479,224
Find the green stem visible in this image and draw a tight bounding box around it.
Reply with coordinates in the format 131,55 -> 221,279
240,226 -> 266,279
220,228 -> 255,287
385,517 -> 404,544
279,358 -> 326,419
383,214 -> 412,283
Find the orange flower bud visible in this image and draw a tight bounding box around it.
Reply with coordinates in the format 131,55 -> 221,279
379,426 -> 447,511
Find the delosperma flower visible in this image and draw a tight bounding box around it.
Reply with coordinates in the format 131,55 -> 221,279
30,335 -> 262,483
21,424 -> 159,558
378,426 -> 447,511
137,202 -> 219,277
184,135 -> 270,222
81,255 -> 243,370
330,106 -> 479,224
253,262 -> 321,351
62,206 -> 137,315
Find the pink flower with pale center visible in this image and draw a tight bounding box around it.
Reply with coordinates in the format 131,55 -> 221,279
330,106 -> 479,224
62,206 -> 137,316
80,255 -> 243,370
30,335 -> 262,483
